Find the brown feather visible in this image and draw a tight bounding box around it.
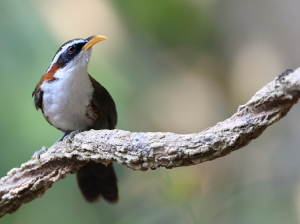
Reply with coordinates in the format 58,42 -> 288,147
77,74 -> 118,203
40,62 -> 60,84
88,75 -> 117,129
32,87 -> 43,111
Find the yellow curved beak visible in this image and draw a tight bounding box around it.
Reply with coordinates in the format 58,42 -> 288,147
82,35 -> 108,51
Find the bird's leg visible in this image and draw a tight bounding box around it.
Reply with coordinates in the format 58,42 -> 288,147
32,146 -> 48,167
63,130 -> 83,152
56,133 -> 69,143
32,133 -> 69,167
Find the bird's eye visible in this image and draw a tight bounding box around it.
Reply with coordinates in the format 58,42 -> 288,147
67,46 -> 75,54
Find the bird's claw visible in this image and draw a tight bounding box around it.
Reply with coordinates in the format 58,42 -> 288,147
63,130 -> 82,153
32,130 -> 82,166
32,146 -> 48,167
63,135 -> 71,153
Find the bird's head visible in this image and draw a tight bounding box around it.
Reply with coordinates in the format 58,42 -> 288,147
46,35 -> 108,79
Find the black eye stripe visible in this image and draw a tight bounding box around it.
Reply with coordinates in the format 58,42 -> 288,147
46,38 -> 89,72
57,42 -> 87,67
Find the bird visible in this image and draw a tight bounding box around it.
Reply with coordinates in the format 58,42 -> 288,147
32,35 -> 118,203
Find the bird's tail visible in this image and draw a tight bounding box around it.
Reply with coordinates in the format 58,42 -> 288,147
76,161 -> 118,203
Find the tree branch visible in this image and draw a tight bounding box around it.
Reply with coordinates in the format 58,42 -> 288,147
1,68 -> 300,218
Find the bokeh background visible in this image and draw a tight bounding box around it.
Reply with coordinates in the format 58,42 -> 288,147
1,0 -> 300,223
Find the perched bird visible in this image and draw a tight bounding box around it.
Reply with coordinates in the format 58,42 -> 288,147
32,35 -> 118,203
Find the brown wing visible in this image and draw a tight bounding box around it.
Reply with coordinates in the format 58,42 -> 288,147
77,75 -> 118,204
89,75 -> 117,130
32,85 -> 43,111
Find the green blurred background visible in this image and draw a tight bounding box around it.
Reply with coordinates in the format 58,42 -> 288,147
1,0 -> 300,223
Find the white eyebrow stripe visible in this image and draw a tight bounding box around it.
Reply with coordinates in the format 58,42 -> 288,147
46,39 -> 86,73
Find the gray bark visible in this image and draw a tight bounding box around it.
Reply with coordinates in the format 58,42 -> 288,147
1,68 -> 299,218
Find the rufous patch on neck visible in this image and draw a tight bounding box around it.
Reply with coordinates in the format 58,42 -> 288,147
37,62 -> 61,88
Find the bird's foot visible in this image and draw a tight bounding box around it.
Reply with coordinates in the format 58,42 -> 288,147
63,130 -> 82,152
32,146 -> 48,167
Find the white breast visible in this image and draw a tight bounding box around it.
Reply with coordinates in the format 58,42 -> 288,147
41,62 -> 96,132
